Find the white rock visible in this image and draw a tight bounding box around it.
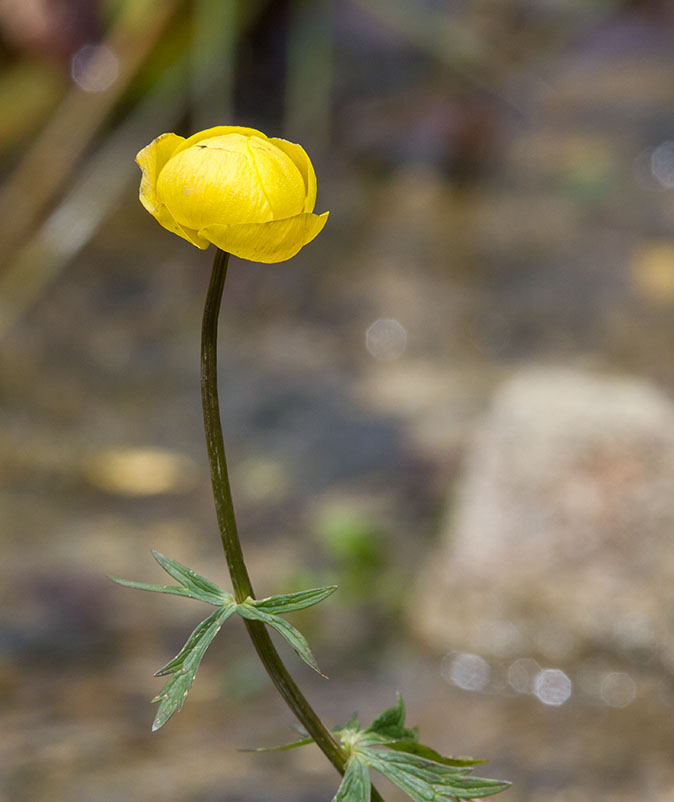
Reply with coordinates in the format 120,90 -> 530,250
413,368 -> 674,666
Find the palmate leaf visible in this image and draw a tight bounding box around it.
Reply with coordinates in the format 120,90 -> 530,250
113,553 -> 337,727
237,600 -> 326,676
151,603 -> 236,731
332,756 -> 371,802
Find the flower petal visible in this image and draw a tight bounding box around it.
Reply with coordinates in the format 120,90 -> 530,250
154,203 -> 209,249
269,138 -> 317,213
200,212 -> 329,263
156,145 -> 269,230
171,126 -> 269,158
136,132 -> 185,214
246,137 -> 306,220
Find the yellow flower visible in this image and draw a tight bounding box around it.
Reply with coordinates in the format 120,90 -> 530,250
136,126 -> 328,263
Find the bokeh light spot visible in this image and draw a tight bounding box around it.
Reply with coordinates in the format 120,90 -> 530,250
600,672 -> 636,708
650,141 -> 674,188
71,44 -> 119,93
534,668 -> 572,706
507,658 -> 541,694
365,318 -> 407,361
442,652 -> 490,692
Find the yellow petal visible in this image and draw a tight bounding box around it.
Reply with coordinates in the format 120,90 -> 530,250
156,134 -> 306,230
156,138 -> 271,230
246,137 -> 306,219
170,125 -> 269,158
269,138 -> 317,213
154,202 -> 209,249
200,212 -> 329,263
136,132 -> 185,214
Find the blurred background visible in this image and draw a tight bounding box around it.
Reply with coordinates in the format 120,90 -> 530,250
2,0 -> 674,800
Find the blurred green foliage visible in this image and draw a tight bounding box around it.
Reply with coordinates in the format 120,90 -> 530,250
316,509 -> 386,603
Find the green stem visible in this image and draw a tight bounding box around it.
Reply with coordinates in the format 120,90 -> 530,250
200,248 -> 253,602
200,248 -> 386,802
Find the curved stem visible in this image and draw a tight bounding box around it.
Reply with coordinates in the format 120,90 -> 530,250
200,248 -> 254,602
200,248 -> 386,802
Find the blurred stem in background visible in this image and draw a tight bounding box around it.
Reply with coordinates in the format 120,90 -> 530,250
191,0 -> 237,130
286,0 -> 334,152
0,48 -> 190,340
350,0 -> 485,76
0,0 -> 180,271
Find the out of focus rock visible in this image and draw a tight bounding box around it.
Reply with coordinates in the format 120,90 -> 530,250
412,367 -> 674,669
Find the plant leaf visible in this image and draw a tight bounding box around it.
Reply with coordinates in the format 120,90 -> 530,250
332,756 -> 371,802
151,550 -> 230,606
364,749 -> 509,801
251,585 -> 338,615
237,601 -> 325,676
384,742 -> 487,768
441,777 -> 512,798
365,748 -> 468,783
109,576 -> 228,605
365,752 -> 443,802
364,694 -> 418,742
239,736 -> 315,753
151,603 -> 236,731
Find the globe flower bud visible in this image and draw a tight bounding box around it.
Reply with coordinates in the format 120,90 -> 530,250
136,126 -> 329,263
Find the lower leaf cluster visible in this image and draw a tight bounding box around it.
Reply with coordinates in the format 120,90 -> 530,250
329,695 -> 509,802
111,553 -> 510,802
252,695 -> 509,802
